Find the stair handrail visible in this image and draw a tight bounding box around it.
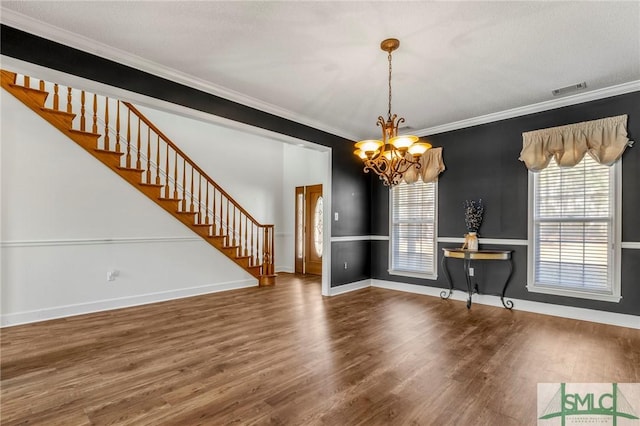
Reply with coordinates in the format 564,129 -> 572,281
122,101 -> 272,229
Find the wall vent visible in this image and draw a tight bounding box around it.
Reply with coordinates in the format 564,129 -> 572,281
552,82 -> 587,96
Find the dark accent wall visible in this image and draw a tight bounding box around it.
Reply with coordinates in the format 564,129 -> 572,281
0,24 -> 371,288
330,143 -> 372,286
372,92 -> 640,315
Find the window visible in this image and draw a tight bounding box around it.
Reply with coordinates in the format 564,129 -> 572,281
389,179 -> 437,279
528,155 -> 621,302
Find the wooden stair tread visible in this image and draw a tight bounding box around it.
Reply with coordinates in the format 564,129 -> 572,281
117,166 -> 145,172
40,107 -> 75,119
69,128 -> 101,137
94,149 -> 124,156
193,223 -> 213,227
139,182 -> 164,188
9,83 -> 47,95
1,70 -> 17,82
158,197 -> 181,202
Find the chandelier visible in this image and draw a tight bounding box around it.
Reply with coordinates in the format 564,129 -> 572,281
354,38 -> 431,186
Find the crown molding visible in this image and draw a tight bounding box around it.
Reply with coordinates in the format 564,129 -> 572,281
416,80 -> 640,137
2,7 -> 638,142
0,8 -> 356,141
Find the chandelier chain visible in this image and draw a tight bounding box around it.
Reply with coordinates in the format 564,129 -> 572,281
387,50 -> 393,120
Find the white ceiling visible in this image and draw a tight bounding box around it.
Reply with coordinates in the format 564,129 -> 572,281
2,1 -> 639,140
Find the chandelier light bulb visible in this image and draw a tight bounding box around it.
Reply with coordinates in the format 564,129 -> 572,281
407,142 -> 432,156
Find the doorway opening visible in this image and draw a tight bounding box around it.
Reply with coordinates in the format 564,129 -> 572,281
295,184 -> 323,275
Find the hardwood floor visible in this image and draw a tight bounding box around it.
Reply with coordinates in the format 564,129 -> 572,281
1,274 -> 638,425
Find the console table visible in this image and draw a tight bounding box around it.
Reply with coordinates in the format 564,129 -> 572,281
440,248 -> 514,309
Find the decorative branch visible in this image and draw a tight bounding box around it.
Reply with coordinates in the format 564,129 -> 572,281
464,199 -> 484,233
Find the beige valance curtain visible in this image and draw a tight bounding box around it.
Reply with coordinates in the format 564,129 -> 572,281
402,147 -> 446,184
519,114 -> 631,171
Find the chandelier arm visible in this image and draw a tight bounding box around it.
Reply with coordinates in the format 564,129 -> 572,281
364,156 -> 390,177
376,116 -> 387,141
395,157 -> 421,176
389,156 -> 422,186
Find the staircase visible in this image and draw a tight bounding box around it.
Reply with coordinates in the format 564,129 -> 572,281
1,69 -> 276,285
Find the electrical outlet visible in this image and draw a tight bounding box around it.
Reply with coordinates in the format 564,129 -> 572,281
344,261 -> 348,269
334,212 -> 339,221
107,270 -> 120,282
468,267 -> 474,277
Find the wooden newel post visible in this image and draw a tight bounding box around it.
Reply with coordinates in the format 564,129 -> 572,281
269,226 -> 275,276
262,227 -> 269,272
258,225 -> 276,286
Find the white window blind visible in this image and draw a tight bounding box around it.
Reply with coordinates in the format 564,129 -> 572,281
531,154 -> 620,300
390,179 -> 437,278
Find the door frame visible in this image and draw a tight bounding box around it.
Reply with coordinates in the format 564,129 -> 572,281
295,184 -> 323,275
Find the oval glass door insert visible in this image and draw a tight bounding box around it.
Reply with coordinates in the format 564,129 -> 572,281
314,196 -> 323,257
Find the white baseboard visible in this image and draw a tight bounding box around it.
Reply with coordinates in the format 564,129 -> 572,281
370,279 -> 639,329
1,279 -> 257,327
276,266 -> 294,274
328,279 -> 371,296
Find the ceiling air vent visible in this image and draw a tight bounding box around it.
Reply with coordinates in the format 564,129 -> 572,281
552,82 -> 587,96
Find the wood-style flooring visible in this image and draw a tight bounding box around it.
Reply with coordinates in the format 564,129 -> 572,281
1,273 -> 638,425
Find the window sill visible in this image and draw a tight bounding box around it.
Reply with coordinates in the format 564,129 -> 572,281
527,284 -> 621,303
388,269 -> 437,281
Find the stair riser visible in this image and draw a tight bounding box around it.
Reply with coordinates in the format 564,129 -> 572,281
235,258 -> 250,268
192,226 -> 213,238
156,198 -> 181,211
11,85 -> 49,108
41,109 -> 76,130
222,247 -> 239,257
116,169 -> 146,188
92,151 -> 124,169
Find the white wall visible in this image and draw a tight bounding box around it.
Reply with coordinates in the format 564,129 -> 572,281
279,144 -> 329,272
0,89 -> 290,326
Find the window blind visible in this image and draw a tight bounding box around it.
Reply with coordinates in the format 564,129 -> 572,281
533,155 -> 613,293
391,180 -> 436,275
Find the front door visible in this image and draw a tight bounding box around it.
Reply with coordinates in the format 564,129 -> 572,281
294,184 -> 323,275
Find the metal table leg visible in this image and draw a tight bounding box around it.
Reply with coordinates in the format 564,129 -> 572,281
500,257 -> 514,310
463,256 -> 473,309
440,254 -> 453,300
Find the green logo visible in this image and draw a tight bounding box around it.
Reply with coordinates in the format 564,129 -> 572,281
538,383 -> 639,425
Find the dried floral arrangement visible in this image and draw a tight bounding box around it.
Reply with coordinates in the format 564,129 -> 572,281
464,199 -> 484,233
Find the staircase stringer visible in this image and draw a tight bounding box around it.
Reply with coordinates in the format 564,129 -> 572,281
1,69 -> 275,285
